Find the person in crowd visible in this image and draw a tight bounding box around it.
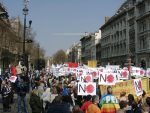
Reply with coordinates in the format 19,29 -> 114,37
16,75 -> 29,113
119,92 -> 127,102
62,84 -> 70,96
47,95 -> 71,113
100,86 -> 120,113
1,80 -> 11,112
50,87 -> 58,103
86,95 -> 101,113
41,87 -> 51,110
29,88 -> 43,113
126,94 -> 134,113
145,97 -> 150,113
81,95 -> 92,113
72,105 -> 83,113
0,76 -> 2,92
117,101 -> 128,113
126,94 -> 142,113
37,81 -> 45,98
139,90 -> 149,113
8,80 -> 14,104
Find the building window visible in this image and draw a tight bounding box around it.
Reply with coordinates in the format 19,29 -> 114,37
149,18 -> 150,30
139,35 -> 147,50
138,3 -> 145,16
140,37 -> 146,49
148,0 -> 150,11
123,29 -> 126,39
139,20 -> 146,32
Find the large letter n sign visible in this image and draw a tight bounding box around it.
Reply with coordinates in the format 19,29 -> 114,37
78,82 -> 96,96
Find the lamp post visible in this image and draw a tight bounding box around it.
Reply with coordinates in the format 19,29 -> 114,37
22,0 -> 32,77
22,0 -> 32,66
23,0 -> 29,55
23,0 -> 32,54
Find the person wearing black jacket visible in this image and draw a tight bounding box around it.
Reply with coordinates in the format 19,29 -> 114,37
29,88 -> 43,113
47,95 -> 71,113
16,75 -> 29,113
1,80 -> 11,112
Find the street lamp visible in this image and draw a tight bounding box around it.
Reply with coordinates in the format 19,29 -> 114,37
22,0 -> 32,55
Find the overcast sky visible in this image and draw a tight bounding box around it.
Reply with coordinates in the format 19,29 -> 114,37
2,0 -> 125,56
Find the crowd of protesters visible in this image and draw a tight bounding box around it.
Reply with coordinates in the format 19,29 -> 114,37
0,64 -> 150,113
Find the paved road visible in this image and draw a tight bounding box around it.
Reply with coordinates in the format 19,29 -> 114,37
0,94 -> 32,113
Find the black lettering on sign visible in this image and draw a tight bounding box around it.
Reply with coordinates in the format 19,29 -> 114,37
135,81 -> 141,91
79,84 -> 86,93
99,74 -> 106,82
116,74 -> 119,80
80,76 -> 85,82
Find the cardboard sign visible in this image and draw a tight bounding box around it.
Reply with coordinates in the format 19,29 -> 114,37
134,79 -> 143,96
146,69 -> 150,78
78,82 -> 96,95
131,67 -> 146,78
120,70 -> 129,80
9,76 -> 17,83
79,74 -> 93,82
90,68 -> 99,79
106,65 -> 120,70
99,73 -> 116,85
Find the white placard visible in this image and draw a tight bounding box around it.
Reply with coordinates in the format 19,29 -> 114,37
99,73 -> 116,85
9,76 -> 17,83
134,78 -> 143,96
78,82 -> 96,96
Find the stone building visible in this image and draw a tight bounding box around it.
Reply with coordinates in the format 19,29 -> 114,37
80,31 -> 101,65
0,3 -> 22,69
80,34 -> 95,64
100,0 -> 150,68
66,42 -> 81,63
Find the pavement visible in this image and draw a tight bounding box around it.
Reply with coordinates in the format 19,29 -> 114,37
0,93 -> 32,113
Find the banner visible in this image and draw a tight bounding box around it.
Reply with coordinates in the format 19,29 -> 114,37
68,62 -> 78,68
78,82 -> 96,95
100,77 -> 149,98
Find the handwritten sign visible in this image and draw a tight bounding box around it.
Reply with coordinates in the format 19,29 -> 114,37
134,78 -> 143,96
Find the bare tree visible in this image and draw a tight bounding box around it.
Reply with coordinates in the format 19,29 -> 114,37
53,49 -> 67,64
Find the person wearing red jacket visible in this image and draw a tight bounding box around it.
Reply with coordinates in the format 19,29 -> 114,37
81,95 -> 92,113
11,65 -> 17,76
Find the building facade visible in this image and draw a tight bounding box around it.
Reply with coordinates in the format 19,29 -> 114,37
100,0 -> 150,68
67,42 -> 81,63
96,39 -> 101,66
80,31 -> 101,65
0,3 -> 19,69
136,0 -> 150,68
